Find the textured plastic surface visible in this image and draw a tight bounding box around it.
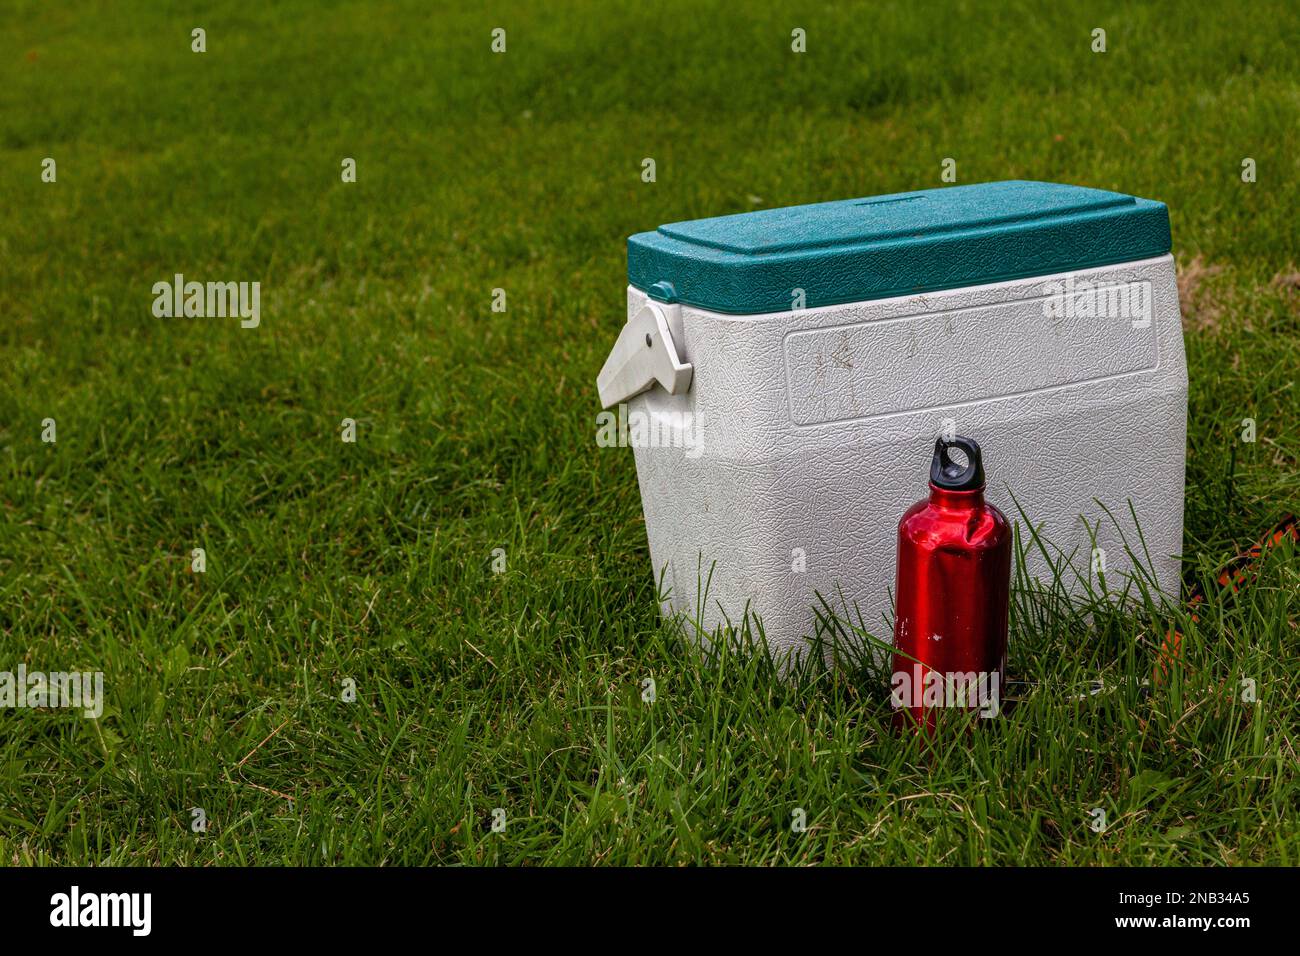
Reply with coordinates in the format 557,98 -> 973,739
628,181 -> 1172,314
625,255 -> 1187,661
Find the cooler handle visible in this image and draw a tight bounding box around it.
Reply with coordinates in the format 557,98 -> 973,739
596,301 -> 693,409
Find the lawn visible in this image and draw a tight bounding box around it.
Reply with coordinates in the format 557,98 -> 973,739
0,0 -> 1297,865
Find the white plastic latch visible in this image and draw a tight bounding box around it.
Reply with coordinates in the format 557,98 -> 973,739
596,301 -> 693,409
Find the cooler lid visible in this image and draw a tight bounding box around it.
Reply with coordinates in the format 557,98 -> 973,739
627,180 -> 1171,314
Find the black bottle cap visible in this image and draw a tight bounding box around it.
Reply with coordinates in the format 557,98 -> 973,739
930,435 -> 985,491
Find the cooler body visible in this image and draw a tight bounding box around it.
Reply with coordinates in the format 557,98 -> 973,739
600,181 -> 1188,662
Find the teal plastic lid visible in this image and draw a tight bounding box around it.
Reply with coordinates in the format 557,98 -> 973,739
628,180 -> 1171,314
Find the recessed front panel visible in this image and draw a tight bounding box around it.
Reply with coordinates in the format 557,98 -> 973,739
782,280 -> 1158,426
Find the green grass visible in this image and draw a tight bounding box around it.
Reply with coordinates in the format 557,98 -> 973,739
1,0 -> 1298,865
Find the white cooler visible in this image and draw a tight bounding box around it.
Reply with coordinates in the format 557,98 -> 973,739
597,181 -> 1187,662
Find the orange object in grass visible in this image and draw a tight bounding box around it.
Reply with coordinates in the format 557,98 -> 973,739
1154,515 -> 1297,685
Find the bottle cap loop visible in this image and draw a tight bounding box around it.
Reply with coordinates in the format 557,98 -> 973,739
930,435 -> 985,491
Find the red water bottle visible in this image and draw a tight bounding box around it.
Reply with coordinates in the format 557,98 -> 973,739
891,436 -> 1011,731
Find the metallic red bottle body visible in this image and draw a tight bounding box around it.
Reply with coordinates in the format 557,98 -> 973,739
891,481 -> 1012,731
